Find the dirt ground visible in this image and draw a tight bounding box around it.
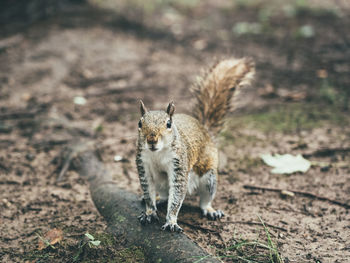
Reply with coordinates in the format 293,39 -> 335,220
1,1 -> 350,262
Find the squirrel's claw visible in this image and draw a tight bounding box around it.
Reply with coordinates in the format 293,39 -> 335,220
138,212 -> 148,224
161,222 -> 183,233
203,209 -> 224,220
138,211 -> 159,225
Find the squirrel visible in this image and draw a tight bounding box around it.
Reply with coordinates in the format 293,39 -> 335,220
136,58 -> 255,232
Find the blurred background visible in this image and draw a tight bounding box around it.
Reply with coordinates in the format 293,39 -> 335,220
1,0 -> 349,262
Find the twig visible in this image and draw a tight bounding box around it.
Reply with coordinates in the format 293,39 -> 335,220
223,221 -> 287,232
216,231 -> 227,249
57,151 -> 75,182
177,220 -> 219,234
0,111 -> 37,120
267,206 -> 311,217
32,139 -> 70,150
0,180 -> 20,185
243,185 -> 350,209
304,147 -> 350,158
56,142 -> 94,182
0,103 -> 50,120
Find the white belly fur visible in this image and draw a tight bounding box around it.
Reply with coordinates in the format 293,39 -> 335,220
187,170 -> 200,195
141,147 -> 199,196
141,147 -> 173,193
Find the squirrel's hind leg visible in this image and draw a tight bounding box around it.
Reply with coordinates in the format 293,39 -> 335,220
198,169 -> 224,220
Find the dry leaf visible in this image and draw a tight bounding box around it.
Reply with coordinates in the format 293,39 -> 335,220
261,154 -> 311,174
38,228 -> 63,250
258,83 -> 276,97
285,91 -> 307,101
317,69 -> 328,78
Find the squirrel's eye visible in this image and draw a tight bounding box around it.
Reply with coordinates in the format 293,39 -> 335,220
166,120 -> 172,129
138,120 -> 142,129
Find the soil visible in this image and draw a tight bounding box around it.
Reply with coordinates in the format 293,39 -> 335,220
1,1 -> 349,262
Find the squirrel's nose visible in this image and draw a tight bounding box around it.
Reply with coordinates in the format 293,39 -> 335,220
147,135 -> 158,145
147,138 -> 158,145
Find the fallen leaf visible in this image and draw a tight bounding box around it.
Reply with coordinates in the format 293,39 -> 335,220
261,154 -> 311,174
90,240 -> 101,246
258,83 -> 276,97
317,69 -> 328,78
38,228 -> 63,250
85,233 -> 95,240
284,91 -> 307,101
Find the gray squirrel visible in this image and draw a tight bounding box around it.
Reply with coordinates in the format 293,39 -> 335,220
136,58 -> 255,232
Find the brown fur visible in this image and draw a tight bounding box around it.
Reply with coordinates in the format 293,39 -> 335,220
172,114 -> 218,176
192,58 -> 255,135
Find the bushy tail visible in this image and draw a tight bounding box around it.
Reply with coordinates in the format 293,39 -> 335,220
192,57 -> 255,134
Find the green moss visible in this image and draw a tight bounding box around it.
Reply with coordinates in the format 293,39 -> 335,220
23,250 -> 54,261
117,247 -> 145,263
23,229 -> 145,263
116,215 -> 126,223
91,232 -> 116,247
220,131 -> 260,146
111,211 -> 127,223
225,103 -> 349,134
143,238 -> 152,248
86,232 -> 145,262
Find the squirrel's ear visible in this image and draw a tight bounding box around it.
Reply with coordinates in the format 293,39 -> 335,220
166,101 -> 175,118
140,100 -> 147,116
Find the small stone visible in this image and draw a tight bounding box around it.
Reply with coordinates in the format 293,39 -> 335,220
2,198 -> 11,208
73,96 -> 87,105
26,153 -> 35,161
320,165 -> 330,172
114,155 -> 123,162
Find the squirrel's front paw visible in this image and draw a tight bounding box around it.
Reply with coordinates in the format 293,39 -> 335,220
138,211 -> 159,224
161,222 -> 183,233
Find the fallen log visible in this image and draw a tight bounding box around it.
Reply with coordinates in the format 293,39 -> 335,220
74,149 -> 221,263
